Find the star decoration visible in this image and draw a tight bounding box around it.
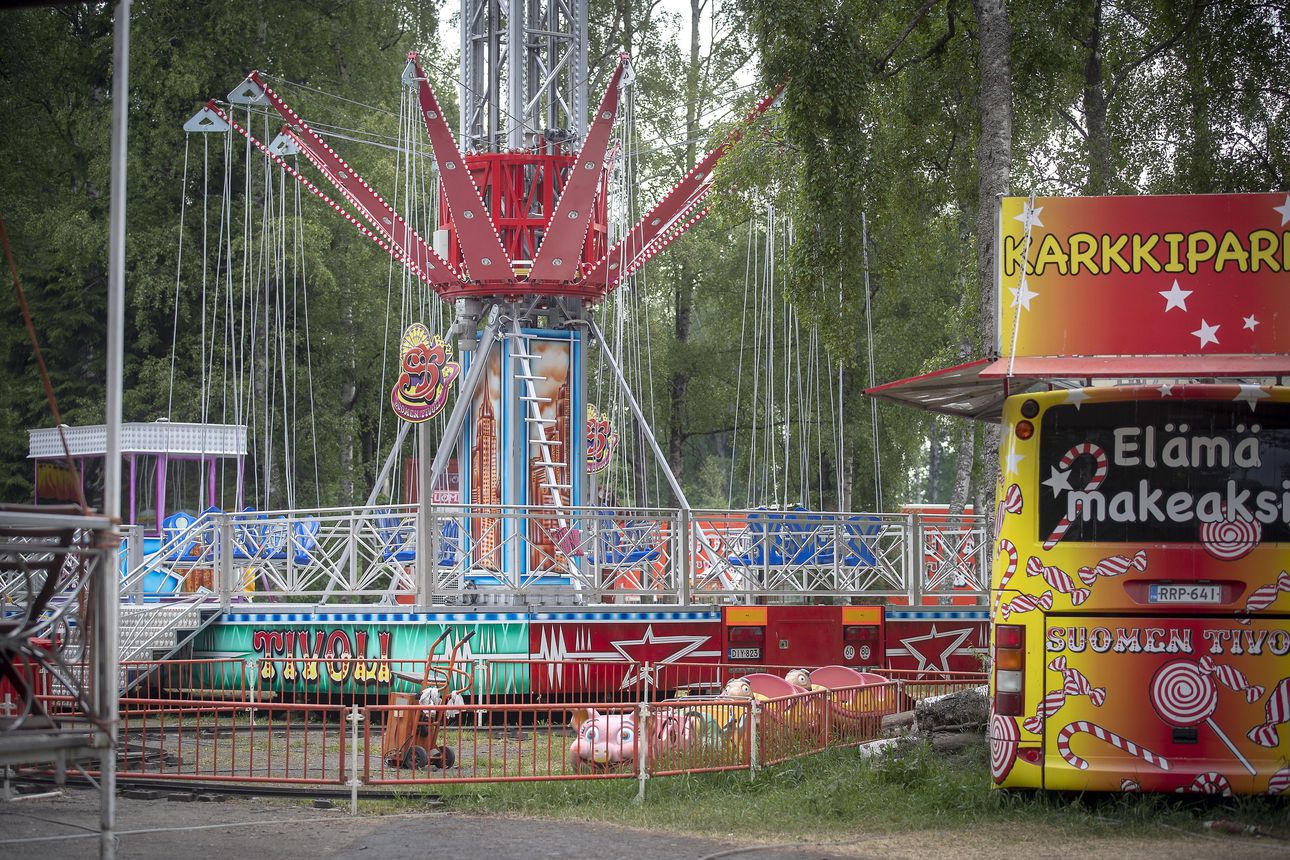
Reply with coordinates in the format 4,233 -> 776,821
1159,280 -> 1192,312
1010,280 -> 1039,311
1064,388 -> 1089,409
1191,319 -> 1220,348
1275,194 -> 1290,227
1244,315 -> 1260,331
1158,384 -> 1174,397
894,625 -> 976,675
1004,447 -> 1025,476
609,625 -> 714,688
1042,466 -> 1073,497
1234,384 -> 1270,412
1013,202 -> 1044,230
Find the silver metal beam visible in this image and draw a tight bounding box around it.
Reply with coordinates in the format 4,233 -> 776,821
587,319 -> 690,511
427,307 -> 502,492
101,1 -> 130,854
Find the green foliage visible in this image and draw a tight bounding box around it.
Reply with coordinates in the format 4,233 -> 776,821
406,741 -> 1290,840
2,0 -> 1286,514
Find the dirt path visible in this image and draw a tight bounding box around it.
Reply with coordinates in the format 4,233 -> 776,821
0,788 -> 1283,859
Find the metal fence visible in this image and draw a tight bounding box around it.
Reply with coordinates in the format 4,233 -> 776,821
19,657 -> 985,805
105,504 -> 986,606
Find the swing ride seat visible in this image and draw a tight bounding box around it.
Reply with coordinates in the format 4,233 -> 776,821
725,507 -> 834,568
230,512 -> 320,565
593,515 -> 662,566
838,515 -> 883,567
724,509 -> 884,570
158,511 -> 207,563
374,512 -> 462,566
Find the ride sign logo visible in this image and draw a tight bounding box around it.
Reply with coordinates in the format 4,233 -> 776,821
1038,399 -> 1290,544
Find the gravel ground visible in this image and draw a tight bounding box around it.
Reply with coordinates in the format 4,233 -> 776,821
0,786 -> 1284,860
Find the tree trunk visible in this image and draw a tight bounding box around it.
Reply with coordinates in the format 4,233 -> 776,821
1180,22 -> 1215,193
971,0 -> 1012,518
925,418 -> 942,502
1081,0 -> 1112,194
666,0 -> 704,487
947,422 -> 975,513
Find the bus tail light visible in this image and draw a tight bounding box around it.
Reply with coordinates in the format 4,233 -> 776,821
728,626 -> 765,645
994,624 -> 1025,716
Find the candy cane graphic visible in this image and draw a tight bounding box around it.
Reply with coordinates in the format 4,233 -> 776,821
1043,443 -> 1109,549
1268,766 -> 1290,796
1056,720 -> 1170,771
994,539 -> 1018,618
1177,772 -> 1233,796
1198,655 -> 1264,704
1025,556 -> 1091,606
993,484 -> 1024,535
1248,677 -> 1290,748
1023,656 -> 1105,733
1076,550 -> 1148,587
1000,590 -> 1053,621
1241,571 -> 1290,623
997,540 -> 1019,589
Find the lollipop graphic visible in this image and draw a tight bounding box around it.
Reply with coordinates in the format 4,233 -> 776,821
990,713 -> 1020,783
1150,659 -> 1255,775
1199,504 -> 1262,561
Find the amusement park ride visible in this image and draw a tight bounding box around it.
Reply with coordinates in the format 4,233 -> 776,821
17,0 -> 988,696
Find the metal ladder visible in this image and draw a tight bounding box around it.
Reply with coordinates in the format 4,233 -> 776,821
509,318 -> 574,570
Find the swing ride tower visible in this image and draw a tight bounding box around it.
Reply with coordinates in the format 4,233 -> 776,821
176,0 -> 775,597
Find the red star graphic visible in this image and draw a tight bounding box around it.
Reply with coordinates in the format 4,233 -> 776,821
610,625 -> 713,688
897,625 -> 975,676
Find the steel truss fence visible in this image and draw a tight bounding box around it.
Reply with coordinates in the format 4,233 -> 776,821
106,504 -> 986,607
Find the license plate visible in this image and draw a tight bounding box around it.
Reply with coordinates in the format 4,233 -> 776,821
1149,584 -> 1222,604
728,647 -> 761,660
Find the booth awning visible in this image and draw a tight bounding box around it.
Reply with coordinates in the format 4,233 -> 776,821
866,354 -> 1290,422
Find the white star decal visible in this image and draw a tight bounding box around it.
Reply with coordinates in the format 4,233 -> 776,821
1004,447 -> 1025,476
1064,388 -> 1090,409
609,625 -> 714,688
1010,280 -> 1039,311
891,625 -> 975,675
1234,384 -> 1270,411
1013,202 -> 1044,230
1191,319 -> 1220,349
1244,315 -> 1260,331
1158,384 -> 1174,397
1159,280 -> 1192,313
1275,194 -> 1290,227
1042,466 -> 1073,497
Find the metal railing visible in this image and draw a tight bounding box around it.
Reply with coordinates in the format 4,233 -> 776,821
21,504 -> 987,606
27,670 -> 911,797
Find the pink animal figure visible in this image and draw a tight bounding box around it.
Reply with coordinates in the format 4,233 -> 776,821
568,708 -> 639,770
567,707 -> 695,771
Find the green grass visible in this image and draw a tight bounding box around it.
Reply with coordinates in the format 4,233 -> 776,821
375,740 -> 1290,843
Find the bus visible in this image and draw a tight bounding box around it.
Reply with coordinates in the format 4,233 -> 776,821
989,384 -> 1290,795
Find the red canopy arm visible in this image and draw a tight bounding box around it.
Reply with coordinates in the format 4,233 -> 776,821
582,87 -> 781,292
210,101 -> 450,292
241,71 -> 460,290
407,53 -> 515,284
527,55 -> 629,284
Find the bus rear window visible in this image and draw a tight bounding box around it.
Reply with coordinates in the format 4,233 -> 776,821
1037,399 -> 1290,544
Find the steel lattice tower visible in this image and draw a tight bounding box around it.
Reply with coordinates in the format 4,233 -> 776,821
459,0 -> 589,152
